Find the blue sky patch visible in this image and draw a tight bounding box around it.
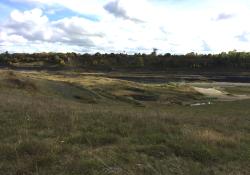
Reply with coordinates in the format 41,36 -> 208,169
44,6 -> 100,22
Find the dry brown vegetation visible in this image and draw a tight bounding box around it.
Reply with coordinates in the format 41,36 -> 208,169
0,69 -> 250,175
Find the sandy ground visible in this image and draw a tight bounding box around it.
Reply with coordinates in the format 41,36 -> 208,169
193,87 -> 250,101
188,82 -> 250,87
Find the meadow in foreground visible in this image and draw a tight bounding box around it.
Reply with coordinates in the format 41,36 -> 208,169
0,70 -> 249,175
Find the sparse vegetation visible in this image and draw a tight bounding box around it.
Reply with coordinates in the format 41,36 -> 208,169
0,69 -> 250,175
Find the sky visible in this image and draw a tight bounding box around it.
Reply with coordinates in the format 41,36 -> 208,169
0,0 -> 250,54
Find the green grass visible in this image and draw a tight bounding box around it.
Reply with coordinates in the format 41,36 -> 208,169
0,70 -> 250,175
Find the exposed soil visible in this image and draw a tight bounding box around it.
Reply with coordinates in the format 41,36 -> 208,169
193,87 -> 250,101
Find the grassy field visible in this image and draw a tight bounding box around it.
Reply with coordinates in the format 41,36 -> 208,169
0,69 -> 250,175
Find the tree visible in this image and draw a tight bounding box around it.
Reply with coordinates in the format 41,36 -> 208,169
151,48 -> 158,56
135,57 -> 144,68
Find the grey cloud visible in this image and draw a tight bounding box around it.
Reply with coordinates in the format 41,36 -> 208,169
104,1 -> 126,18
104,0 -> 144,23
5,22 -> 46,42
215,13 -> 234,21
53,20 -> 104,38
0,9 -> 104,48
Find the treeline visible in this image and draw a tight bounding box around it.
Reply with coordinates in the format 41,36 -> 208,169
1,51 -> 250,70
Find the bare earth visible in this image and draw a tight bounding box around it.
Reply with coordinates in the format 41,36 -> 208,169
193,87 -> 250,101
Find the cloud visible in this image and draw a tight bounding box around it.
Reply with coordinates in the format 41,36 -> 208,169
215,13 -> 235,21
236,32 -> 249,42
4,9 -> 50,41
0,6 -> 164,53
104,0 -> 144,23
0,8 -> 104,51
1,0 -> 250,54
10,0 -> 108,17
0,32 -> 27,43
51,17 -> 104,46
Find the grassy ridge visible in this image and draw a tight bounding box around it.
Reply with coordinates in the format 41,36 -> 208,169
0,70 -> 249,175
